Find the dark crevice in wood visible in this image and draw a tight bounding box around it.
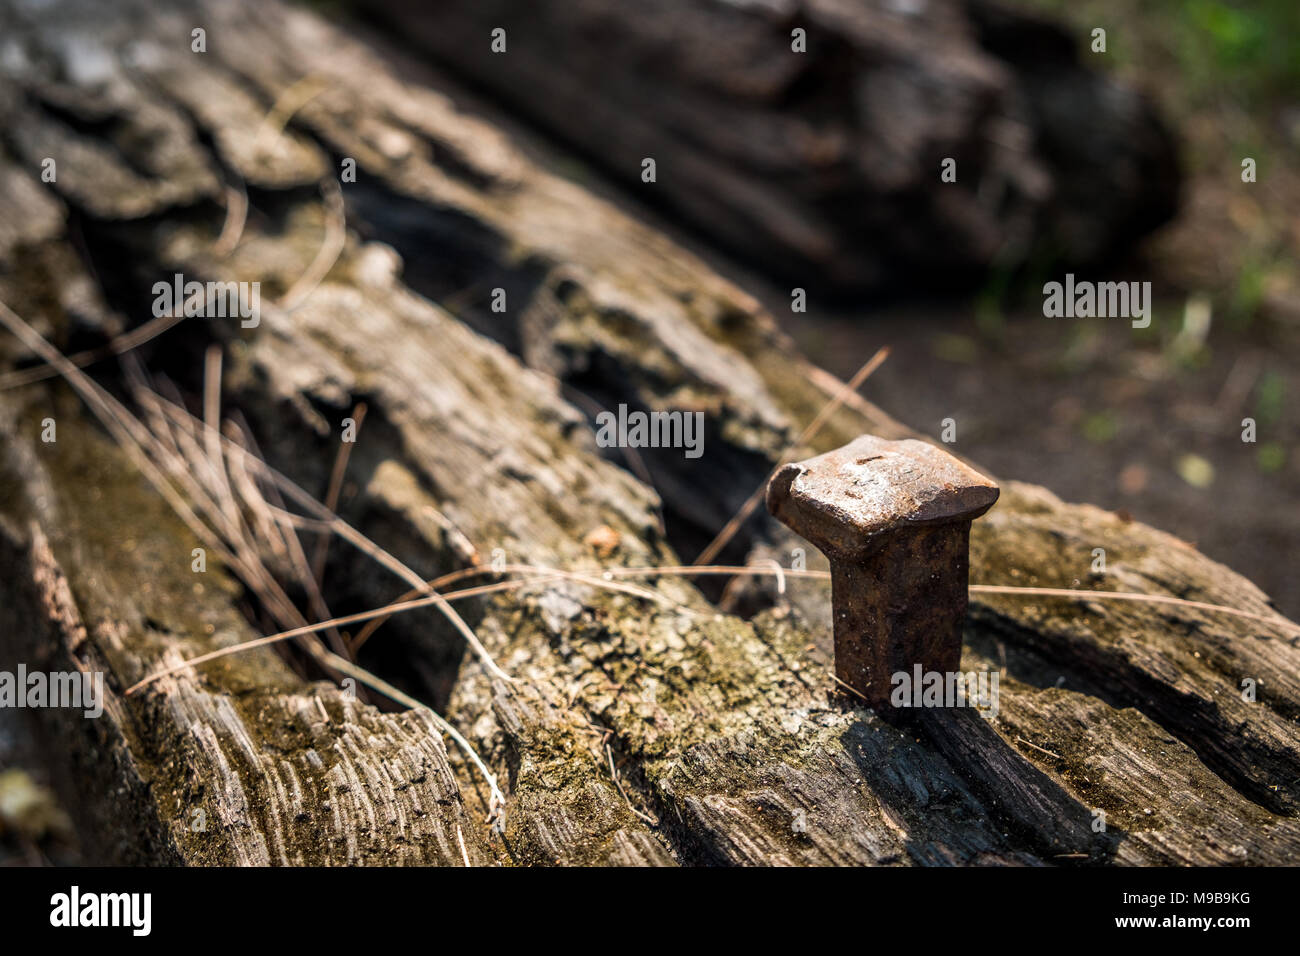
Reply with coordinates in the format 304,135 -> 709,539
971,604 -> 1298,817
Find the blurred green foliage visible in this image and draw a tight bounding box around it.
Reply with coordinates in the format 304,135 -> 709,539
1255,370 -> 1286,424
1180,0 -> 1300,99
1256,441 -> 1287,473
1024,0 -> 1300,106
1082,410 -> 1119,443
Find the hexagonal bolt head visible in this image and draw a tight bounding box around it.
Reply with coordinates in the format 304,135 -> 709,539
766,435 -> 999,710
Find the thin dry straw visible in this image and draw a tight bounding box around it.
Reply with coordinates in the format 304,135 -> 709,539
311,400 -> 366,586
141,389 -> 515,683
609,565 -> 1295,632
350,566 -> 484,653
253,72 -> 330,157
212,180 -> 249,259
127,563 -> 692,697
202,347 -> 242,545
124,577 -> 537,696
562,387 -> 663,532
350,561 -> 1296,650
693,345 -> 890,566
966,583 -> 1294,631
279,178 -> 346,311
348,561 -> 694,653
125,562 -> 1296,700
0,300 -> 503,804
139,351 -> 349,661
0,301 -> 238,569
0,283 -> 216,390
225,410 -> 305,566
2,307 -> 320,674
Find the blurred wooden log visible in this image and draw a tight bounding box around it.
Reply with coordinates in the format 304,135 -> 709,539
363,0 -> 1180,295
0,0 -> 1295,867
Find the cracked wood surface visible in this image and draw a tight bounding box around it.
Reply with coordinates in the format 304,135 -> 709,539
365,0 -> 1179,294
0,0 -> 1296,866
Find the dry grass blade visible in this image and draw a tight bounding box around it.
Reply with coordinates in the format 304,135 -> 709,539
607,564 -> 1295,634
126,563 -> 1296,701
0,301 -> 236,568
124,577 -> 535,695
212,180 -> 249,259
253,72 -> 330,157
128,560 -> 698,696
279,179 -> 347,312
0,284 -> 214,391
968,584 -> 1296,632
141,389 -> 514,682
311,401 -> 366,585
348,561 -> 696,653
693,346 -> 890,566
0,299 -> 506,814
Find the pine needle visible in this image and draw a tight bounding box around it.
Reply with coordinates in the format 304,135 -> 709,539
693,346 -> 890,566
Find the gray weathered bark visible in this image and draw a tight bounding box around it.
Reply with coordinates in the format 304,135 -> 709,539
364,0 -> 1180,294
0,0 -> 1294,867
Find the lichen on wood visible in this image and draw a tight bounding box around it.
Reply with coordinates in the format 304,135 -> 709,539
0,0 -> 1295,867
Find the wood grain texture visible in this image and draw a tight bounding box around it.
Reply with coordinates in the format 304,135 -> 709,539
0,0 -> 1294,866
364,0 -> 1180,293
